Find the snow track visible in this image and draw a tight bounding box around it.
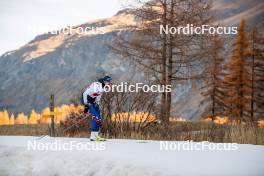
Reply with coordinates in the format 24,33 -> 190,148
0,136 -> 263,176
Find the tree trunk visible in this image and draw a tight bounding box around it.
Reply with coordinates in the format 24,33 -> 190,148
161,0 -> 168,124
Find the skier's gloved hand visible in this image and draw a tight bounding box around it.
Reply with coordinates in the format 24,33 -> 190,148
84,104 -> 89,113
96,119 -> 102,126
92,116 -> 102,126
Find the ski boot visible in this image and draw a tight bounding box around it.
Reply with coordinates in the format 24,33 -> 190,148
90,132 -> 106,141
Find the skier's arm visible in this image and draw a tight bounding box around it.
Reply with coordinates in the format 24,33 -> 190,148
83,89 -> 89,105
88,82 -> 102,104
83,82 -> 101,105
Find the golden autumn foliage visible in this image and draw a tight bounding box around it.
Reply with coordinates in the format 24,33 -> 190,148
28,110 -> 40,124
1,110 -> 10,125
204,116 -> 229,125
204,116 -> 264,128
1,104 -> 263,128
0,104 -> 83,126
111,112 -> 156,123
258,119 -> 264,128
15,113 -> 28,124
9,114 -> 15,125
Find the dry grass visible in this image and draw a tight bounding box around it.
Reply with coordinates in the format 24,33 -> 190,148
0,121 -> 263,145
100,121 -> 264,145
0,124 -> 50,136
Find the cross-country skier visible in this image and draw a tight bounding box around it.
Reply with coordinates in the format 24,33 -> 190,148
81,76 -> 112,141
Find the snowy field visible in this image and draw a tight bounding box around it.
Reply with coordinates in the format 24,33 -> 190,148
0,136 -> 264,176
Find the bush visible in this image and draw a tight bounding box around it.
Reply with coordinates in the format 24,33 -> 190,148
60,111 -> 90,136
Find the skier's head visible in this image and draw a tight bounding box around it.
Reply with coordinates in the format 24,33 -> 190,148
98,76 -> 112,87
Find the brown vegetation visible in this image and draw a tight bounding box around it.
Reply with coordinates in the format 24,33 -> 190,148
1,121 -> 263,145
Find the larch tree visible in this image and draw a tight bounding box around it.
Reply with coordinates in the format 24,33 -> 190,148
29,110 -> 38,124
3,110 -> 10,125
250,27 -> 264,120
224,20 -> 251,123
9,114 -> 15,125
0,111 -> 3,125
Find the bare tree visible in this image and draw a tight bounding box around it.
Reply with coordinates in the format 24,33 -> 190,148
201,35 -> 226,120
112,0 -> 214,124
100,80 -> 158,135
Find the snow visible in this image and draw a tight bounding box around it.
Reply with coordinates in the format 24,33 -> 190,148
0,136 -> 264,176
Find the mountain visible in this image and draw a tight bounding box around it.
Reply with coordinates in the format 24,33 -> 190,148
214,0 -> 264,27
0,0 -> 263,118
0,11 -> 136,114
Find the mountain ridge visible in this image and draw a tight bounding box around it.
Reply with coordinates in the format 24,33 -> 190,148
0,0 -> 263,118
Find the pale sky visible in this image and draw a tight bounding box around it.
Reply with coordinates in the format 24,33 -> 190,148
0,0 -> 124,55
